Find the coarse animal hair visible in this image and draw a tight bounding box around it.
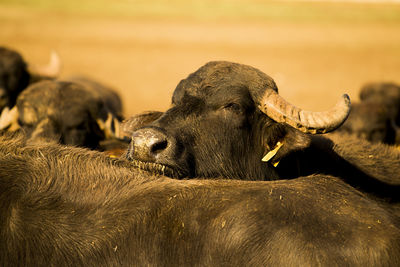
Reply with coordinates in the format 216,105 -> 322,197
1,131 -> 400,266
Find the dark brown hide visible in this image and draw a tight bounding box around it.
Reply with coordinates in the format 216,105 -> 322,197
0,47 -> 30,111
1,132 -> 399,266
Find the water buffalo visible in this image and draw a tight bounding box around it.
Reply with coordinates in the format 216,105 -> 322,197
1,132 -> 400,266
0,79 -> 123,149
357,82 -> 400,144
335,101 -> 398,145
123,61 -> 399,195
0,46 -> 60,112
360,82 -> 400,125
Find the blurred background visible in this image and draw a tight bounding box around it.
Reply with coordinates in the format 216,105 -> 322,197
1,0 -> 400,116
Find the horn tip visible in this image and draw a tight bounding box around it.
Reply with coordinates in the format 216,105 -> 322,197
341,94 -> 351,106
49,50 -> 61,69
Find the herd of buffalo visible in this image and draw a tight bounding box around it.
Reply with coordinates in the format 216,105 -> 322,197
1,46 -> 400,266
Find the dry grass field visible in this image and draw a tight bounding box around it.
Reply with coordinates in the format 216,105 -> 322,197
1,0 -> 400,117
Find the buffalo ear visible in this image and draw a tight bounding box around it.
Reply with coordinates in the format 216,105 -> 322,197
0,106 -> 20,131
262,124 -> 311,166
121,111 -> 163,137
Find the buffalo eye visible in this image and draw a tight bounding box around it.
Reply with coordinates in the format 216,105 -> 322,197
222,103 -> 243,114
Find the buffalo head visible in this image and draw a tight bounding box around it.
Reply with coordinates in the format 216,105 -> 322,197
336,102 -> 398,144
124,61 -> 350,179
359,82 -> 400,140
1,80 -> 121,149
0,46 -> 61,112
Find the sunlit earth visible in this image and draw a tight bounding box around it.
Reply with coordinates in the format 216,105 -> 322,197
1,0 -> 400,117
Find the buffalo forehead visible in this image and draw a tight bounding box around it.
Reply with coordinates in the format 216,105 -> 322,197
173,61 -> 277,105
21,80 -> 96,103
21,103 -> 89,128
18,85 -> 96,126
18,80 -> 58,104
20,80 -> 98,112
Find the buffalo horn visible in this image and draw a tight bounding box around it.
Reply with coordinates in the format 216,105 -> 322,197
28,50 -> 61,78
0,106 -> 19,131
258,89 -> 351,134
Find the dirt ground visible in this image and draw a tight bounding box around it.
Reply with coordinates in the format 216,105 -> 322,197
1,2 -> 400,117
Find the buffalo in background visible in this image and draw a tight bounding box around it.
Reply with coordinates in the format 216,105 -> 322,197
0,46 -> 60,113
336,82 -> 400,145
335,102 -> 397,144
360,82 -> 400,125
0,79 -> 125,150
0,46 -> 127,152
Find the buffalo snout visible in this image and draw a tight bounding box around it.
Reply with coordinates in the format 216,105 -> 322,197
126,127 -> 189,177
128,127 -> 172,162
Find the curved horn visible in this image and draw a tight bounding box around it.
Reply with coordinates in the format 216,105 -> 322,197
258,89 -> 351,134
28,50 -> 61,78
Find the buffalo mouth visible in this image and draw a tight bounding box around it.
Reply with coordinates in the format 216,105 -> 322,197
128,158 -> 185,178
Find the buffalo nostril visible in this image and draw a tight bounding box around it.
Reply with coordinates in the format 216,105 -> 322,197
151,139 -> 168,154
129,128 -> 170,161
